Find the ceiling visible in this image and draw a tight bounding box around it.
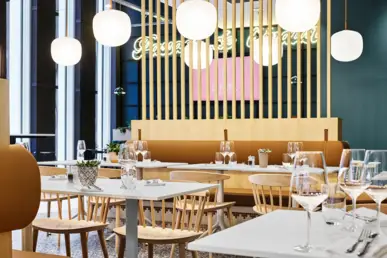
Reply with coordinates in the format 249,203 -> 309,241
160,0 -> 278,29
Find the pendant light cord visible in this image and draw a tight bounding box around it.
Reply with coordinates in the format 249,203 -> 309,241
65,0 -> 68,36
344,0 -> 348,30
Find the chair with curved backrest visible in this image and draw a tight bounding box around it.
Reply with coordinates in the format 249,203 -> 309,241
32,195 -> 111,258
114,191 -> 209,258
249,174 -> 295,215
169,171 -> 236,228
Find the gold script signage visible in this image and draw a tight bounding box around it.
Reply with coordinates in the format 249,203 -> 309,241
132,26 -> 318,60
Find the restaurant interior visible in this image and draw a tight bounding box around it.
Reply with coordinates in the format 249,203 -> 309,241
2,0 -> 387,257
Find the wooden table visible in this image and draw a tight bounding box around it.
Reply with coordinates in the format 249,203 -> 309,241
22,177 -> 216,258
188,208 -> 387,258
167,164 -> 339,230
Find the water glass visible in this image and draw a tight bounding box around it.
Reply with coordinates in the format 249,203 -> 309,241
143,151 -> 151,163
19,142 -> 30,152
322,184 -> 346,226
215,152 -> 223,164
121,165 -> 137,190
77,140 -> 86,161
229,153 -> 237,165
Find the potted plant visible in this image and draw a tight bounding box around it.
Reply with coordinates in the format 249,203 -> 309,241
76,160 -> 101,188
106,142 -> 120,163
113,121 -> 132,141
258,149 -> 272,168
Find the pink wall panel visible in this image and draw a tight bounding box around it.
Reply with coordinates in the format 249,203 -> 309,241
193,56 -> 260,101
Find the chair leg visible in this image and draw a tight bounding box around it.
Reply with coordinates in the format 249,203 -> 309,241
80,232 -> 88,258
115,204 -> 121,252
208,212 -> 213,258
47,201 -> 51,218
191,251 -> 198,258
227,207 -> 233,226
57,199 -> 62,248
179,243 -> 186,258
32,229 -> 39,252
117,235 -> 126,258
170,211 -> 182,258
148,243 -> 154,258
97,230 -> 109,258
64,233 -> 71,257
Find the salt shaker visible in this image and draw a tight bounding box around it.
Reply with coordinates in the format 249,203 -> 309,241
248,155 -> 255,166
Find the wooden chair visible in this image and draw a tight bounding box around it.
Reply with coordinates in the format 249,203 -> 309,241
170,171 -> 235,228
32,196 -> 111,258
114,191 -> 209,258
249,174 -> 296,215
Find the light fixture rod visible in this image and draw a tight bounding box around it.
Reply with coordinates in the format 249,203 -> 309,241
65,0 -> 68,36
344,0 -> 347,29
112,0 -> 171,23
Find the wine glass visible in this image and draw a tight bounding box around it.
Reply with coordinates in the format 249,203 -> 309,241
364,150 -> 387,229
226,141 -> 235,161
138,141 -> 148,160
119,144 -> 136,189
77,140 -> 86,161
288,142 -> 304,164
291,151 -> 329,253
351,149 -> 366,163
338,160 -> 371,232
290,151 -> 329,252
220,141 -> 230,163
132,141 -> 141,161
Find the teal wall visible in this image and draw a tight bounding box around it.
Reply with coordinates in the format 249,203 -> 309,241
330,0 -> 387,149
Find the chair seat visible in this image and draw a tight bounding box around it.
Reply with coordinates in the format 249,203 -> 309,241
253,205 -> 316,215
114,225 -> 203,244
89,198 -> 125,206
13,250 -> 68,258
33,218 -> 108,234
40,193 -> 77,202
176,200 -> 235,212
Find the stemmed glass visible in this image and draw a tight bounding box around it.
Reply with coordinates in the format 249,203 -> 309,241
77,140 -> 86,161
288,142 -> 304,164
291,151 -> 329,253
118,144 -> 136,189
364,150 -> 387,229
338,160 -> 371,232
220,141 -> 234,164
138,141 -> 148,160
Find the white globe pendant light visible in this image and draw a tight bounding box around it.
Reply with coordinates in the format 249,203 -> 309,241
176,0 -> 217,40
253,35 -> 283,66
276,0 -> 320,32
51,0 -> 82,66
93,1 -> 131,47
331,0 -> 363,62
51,37 -> 82,66
184,40 -> 214,69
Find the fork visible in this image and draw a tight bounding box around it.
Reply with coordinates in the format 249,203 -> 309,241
347,229 -> 370,253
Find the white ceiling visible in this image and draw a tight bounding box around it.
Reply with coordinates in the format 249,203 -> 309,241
160,0 -> 278,29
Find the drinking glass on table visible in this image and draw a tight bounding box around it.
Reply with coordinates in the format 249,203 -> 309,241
77,140 -> 86,161
229,153 -> 237,165
322,184 -> 346,226
19,142 -> 30,152
338,160 -> 370,232
290,172 -> 328,252
288,142 -> 303,164
143,151 -> 151,163
215,152 -> 224,164
220,141 -> 234,164
138,140 -> 148,159
121,164 -> 137,190
363,150 -> 387,228
119,144 -> 136,189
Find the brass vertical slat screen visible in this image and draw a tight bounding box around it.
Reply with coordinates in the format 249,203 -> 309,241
138,0 -> 332,121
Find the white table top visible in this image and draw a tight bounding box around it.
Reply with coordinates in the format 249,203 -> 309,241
168,163 -> 340,174
41,177 -> 217,201
38,160 -> 188,169
188,208 -> 387,258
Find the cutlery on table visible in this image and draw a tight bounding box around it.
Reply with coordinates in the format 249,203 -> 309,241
347,229 -> 369,253
346,212 -> 377,223
358,232 -> 378,257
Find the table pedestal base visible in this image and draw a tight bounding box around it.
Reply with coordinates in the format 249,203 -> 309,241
125,199 -> 139,258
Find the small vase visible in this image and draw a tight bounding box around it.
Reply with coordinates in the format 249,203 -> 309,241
78,166 -> 98,187
259,152 -> 269,168
108,152 -> 118,163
